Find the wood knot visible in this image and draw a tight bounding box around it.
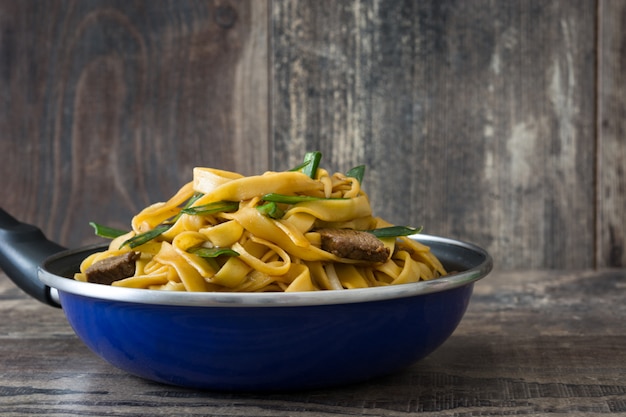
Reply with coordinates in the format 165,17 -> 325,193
215,5 -> 237,29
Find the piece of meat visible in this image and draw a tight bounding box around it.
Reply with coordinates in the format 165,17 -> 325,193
84,251 -> 140,285
317,229 -> 390,263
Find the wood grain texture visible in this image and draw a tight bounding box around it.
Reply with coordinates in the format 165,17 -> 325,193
271,0 -> 596,269
598,0 -> 626,267
0,0 -> 268,249
1,269 -> 624,416
0,0 -> 624,271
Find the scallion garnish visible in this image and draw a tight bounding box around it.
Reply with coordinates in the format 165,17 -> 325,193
257,201 -> 285,219
367,226 -> 423,238
122,225 -> 171,249
188,246 -> 239,271
261,193 -> 344,204
289,160 -> 311,172
181,201 -> 239,216
346,165 -> 365,184
301,151 -> 322,178
188,247 -> 239,258
262,193 -> 322,204
89,222 -> 128,239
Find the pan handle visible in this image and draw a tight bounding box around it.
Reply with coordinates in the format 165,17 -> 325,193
0,208 -> 65,307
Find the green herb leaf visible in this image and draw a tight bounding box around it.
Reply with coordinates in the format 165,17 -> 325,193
257,202 -> 285,219
89,222 -> 128,239
289,160 -> 311,172
262,193 -> 321,204
346,165 -> 365,184
182,201 -> 239,216
122,225 -> 171,249
180,192 -> 205,212
301,151 -> 322,178
161,193 -> 205,225
262,193 -> 340,204
367,226 -> 423,238
188,247 -> 239,258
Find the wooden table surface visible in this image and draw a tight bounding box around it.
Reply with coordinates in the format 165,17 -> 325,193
1,269 -> 624,416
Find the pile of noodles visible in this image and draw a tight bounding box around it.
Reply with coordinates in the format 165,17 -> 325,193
75,163 -> 446,292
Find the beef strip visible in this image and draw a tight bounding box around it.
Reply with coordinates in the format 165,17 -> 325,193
84,251 -> 140,285
317,229 -> 390,263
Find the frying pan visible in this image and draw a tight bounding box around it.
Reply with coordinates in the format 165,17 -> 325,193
0,208 -> 492,391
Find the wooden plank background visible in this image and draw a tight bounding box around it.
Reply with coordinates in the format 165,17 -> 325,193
0,0 -> 623,270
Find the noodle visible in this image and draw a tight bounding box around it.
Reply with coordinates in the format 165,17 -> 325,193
75,156 -> 447,292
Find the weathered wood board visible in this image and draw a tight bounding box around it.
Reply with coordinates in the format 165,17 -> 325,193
0,0 -> 268,246
271,0 -> 596,269
598,0 -> 626,267
0,0 -> 622,270
1,268 -> 625,415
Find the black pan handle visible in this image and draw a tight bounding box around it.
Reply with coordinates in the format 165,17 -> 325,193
0,208 -> 65,307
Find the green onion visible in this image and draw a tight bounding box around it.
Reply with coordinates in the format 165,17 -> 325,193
188,246 -> 239,271
257,202 -> 285,219
121,193 -> 208,247
89,222 -> 128,239
367,226 -> 423,238
159,192 -> 205,225
182,201 -> 239,216
262,193 -> 344,204
262,193 -> 322,204
180,192 -> 205,212
346,165 -> 365,184
188,247 -> 239,258
122,225 -> 171,249
301,151 -> 322,178
289,160 -> 311,172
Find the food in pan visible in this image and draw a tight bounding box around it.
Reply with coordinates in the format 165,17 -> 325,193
75,152 -> 446,292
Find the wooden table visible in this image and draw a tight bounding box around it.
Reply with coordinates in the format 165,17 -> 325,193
1,269 -> 624,416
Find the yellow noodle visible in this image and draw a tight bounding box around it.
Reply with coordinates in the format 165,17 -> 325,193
211,257 -> 251,288
192,170 -> 322,205
112,273 -> 169,288
132,182 -> 195,232
284,264 -> 317,292
200,220 -> 244,247
284,196 -> 372,222
154,242 -> 207,292
231,238 -> 291,276
75,162 -> 447,292
334,264 -> 369,289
